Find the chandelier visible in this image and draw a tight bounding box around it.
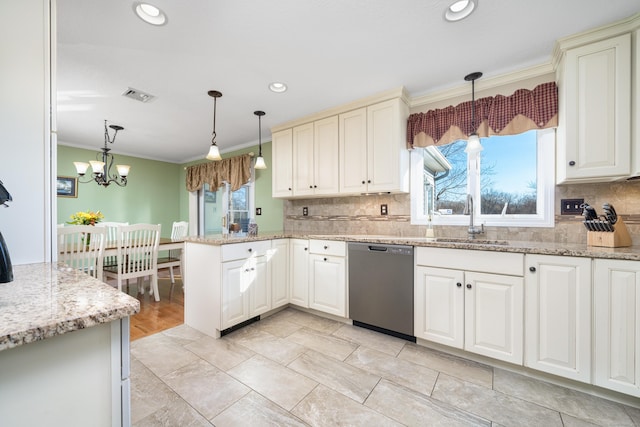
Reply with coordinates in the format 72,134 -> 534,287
73,120 -> 130,187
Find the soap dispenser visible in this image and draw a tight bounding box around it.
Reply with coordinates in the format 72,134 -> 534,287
0,180 -> 13,283
425,214 -> 435,240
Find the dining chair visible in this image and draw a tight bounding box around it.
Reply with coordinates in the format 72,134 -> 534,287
57,225 -> 106,281
98,221 -> 129,268
157,221 -> 188,287
103,223 -> 161,301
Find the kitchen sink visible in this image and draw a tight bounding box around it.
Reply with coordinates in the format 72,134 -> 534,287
431,237 -> 510,245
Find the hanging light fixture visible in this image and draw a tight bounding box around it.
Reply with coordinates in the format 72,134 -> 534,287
73,120 -> 130,187
206,90 -> 223,161
254,110 -> 267,170
464,71 -> 483,154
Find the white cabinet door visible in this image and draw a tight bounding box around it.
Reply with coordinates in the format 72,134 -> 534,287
221,259 -> 249,329
292,123 -> 315,196
339,107 -> 368,194
366,98 -> 409,193
290,239 -> 309,307
465,272 -> 524,365
248,255 -> 270,317
272,129 -> 293,198
594,259 -> 640,397
557,33 -> 632,182
525,255 -> 592,382
309,254 -> 346,317
415,266 -> 464,348
270,239 -> 289,309
313,115 -> 340,195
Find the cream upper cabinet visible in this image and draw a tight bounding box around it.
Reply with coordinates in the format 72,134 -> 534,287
632,28 -> 640,177
556,33 -> 632,183
339,108 -> 368,194
271,129 -> 293,197
594,259 -> 640,397
415,247 -> 524,365
292,117 -> 339,197
339,99 -> 410,195
366,98 -> 410,193
524,255 -> 592,383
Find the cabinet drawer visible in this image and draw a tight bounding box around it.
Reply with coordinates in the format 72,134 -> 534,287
309,239 -> 346,257
222,240 -> 271,262
416,247 -> 523,276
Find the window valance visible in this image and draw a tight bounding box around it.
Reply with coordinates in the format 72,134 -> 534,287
406,81 -> 558,149
185,153 -> 252,192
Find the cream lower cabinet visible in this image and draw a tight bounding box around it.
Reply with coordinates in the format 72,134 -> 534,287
270,239 -> 289,309
289,238 -> 309,308
594,259 -> 640,397
415,248 -> 524,365
524,255 -> 592,383
308,239 -> 346,317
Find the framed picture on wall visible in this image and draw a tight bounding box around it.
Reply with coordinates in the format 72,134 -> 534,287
56,176 -> 78,198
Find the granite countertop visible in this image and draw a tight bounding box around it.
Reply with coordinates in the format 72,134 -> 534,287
185,233 -> 640,261
0,263 -> 140,352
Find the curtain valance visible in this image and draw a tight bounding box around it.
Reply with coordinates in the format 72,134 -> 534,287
406,81 -> 558,149
185,153 -> 252,192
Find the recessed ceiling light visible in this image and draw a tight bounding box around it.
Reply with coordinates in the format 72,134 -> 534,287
269,82 -> 288,93
444,0 -> 476,22
133,2 -> 168,26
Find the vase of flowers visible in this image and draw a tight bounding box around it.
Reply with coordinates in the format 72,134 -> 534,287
68,210 -> 104,244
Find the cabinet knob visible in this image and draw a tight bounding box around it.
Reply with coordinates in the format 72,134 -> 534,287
529,266 -> 536,272
309,185 -> 313,189
367,180 -> 371,183
288,187 -> 292,191
324,257 -> 327,261
304,247 -> 308,251
248,248 -> 253,252
456,282 -> 462,288
314,185 -> 317,188
466,284 -> 472,289
569,161 -> 576,166
245,268 -> 250,272
362,180 -> 365,184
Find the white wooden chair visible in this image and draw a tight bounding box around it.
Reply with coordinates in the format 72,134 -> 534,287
157,221 -> 188,286
97,221 -> 129,268
57,225 -> 106,281
104,224 -> 161,301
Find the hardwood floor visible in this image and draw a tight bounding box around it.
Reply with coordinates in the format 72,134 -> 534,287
105,270 -> 185,341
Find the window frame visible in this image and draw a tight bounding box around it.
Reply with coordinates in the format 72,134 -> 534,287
411,128 -> 555,228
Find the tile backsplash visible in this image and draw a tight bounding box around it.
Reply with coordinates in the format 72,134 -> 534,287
283,180 -> 640,245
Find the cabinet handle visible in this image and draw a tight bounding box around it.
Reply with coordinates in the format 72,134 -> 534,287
309,185 -> 313,189
466,284 -> 472,289
569,161 -> 576,166
248,248 -> 253,252
314,185 -> 317,188
304,247 -> 308,251
367,180 -> 371,183
362,180 -> 365,184
456,282 -> 462,288
324,245 -> 328,250
324,257 -> 327,261
288,187 -> 292,191
529,266 -> 536,272
245,268 -> 250,272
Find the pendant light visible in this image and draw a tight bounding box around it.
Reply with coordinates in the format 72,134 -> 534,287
464,72 -> 483,154
254,110 -> 267,170
206,90 -> 223,161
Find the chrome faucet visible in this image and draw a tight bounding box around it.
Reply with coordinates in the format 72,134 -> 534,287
463,194 -> 484,239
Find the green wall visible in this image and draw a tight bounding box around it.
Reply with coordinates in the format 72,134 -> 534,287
58,140 -> 284,236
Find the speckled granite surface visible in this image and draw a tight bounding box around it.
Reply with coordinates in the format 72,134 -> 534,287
185,233 -> 640,261
0,263 -> 140,352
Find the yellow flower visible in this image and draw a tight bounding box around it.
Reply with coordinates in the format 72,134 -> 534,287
68,210 -> 104,225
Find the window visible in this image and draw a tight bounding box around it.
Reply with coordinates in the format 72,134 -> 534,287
199,179 -> 255,235
411,129 -> 555,228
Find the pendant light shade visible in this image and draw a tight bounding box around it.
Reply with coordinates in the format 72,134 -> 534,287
254,110 -> 267,170
206,90 -> 223,161
464,71 -> 483,154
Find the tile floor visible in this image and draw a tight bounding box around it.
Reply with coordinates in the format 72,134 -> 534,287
131,307 -> 640,426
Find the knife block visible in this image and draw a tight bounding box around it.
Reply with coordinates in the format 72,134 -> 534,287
587,218 -> 632,247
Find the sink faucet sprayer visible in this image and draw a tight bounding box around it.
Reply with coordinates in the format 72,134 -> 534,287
463,194 -> 484,239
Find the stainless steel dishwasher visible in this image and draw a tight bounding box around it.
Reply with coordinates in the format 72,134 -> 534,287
348,242 -> 415,341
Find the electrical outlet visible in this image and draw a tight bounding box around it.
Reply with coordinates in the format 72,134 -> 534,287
380,204 -> 388,215
255,207 -> 262,216
303,207 -> 308,216
560,198 -> 584,215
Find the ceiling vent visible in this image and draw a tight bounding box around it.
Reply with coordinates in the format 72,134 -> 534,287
122,87 -> 155,103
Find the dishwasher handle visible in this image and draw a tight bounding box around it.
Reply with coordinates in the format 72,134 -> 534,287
368,246 -> 389,252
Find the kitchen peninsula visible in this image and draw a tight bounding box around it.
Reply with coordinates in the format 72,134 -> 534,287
0,263 -> 139,427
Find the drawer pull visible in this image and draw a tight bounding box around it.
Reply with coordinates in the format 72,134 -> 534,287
324,245 -> 328,250
248,248 -> 252,252
324,257 -> 327,261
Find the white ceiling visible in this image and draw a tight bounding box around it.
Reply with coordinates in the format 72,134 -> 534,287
56,0 -> 639,164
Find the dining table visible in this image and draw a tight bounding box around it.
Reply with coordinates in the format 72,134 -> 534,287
102,237 -> 185,257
